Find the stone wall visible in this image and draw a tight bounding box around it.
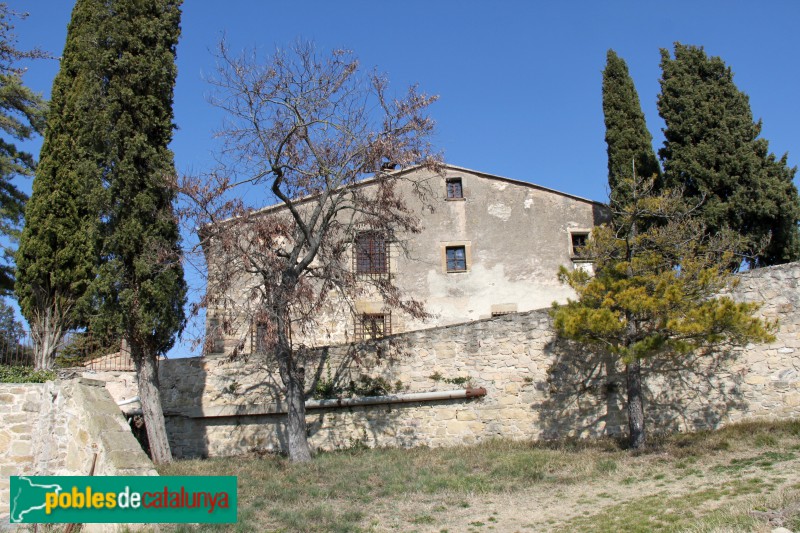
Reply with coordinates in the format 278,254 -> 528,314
0,378 -> 156,530
159,262 -> 800,458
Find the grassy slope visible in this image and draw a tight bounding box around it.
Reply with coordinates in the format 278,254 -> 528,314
159,420 -> 800,532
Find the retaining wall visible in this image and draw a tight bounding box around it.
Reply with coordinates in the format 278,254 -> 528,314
0,378 -> 156,531
159,262 -> 800,458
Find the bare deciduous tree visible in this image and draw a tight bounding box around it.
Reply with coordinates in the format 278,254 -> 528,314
179,41 -> 442,462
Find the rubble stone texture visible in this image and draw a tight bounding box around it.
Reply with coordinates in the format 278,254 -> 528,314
157,262 -> 800,458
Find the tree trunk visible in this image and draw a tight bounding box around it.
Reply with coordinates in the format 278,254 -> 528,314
132,342 -> 172,465
33,330 -> 58,370
283,354 -> 311,462
274,298 -> 312,462
626,360 -> 646,449
31,304 -> 65,370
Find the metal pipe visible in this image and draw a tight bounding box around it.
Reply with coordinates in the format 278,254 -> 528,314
116,395 -> 141,406
305,387 -> 487,410
154,387 -> 488,419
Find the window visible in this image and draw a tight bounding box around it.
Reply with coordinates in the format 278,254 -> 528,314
490,303 -> 517,317
355,313 -> 391,340
440,241 -> 471,273
446,178 -> 463,199
251,322 -> 267,355
446,245 -> 467,272
206,318 -> 225,354
571,232 -> 589,257
355,231 -> 388,275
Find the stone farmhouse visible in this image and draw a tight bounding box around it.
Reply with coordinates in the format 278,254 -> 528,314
206,164 -> 609,352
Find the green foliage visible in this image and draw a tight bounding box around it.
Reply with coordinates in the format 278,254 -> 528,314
602,50 -> 661,208
313,369 -> 401,399
658,43 -> 800,266
0,5 -> 47,294
55,330 -> 118,367
18,0 -> 186,364
0,364 -> 54,383
0,297 -> 31,365
552,175 -> 774,364
16,0 -> 106,338
87,0 -> 186,358
429,372 -> 471,387
0,297 -> 25,350
553,166 -> 774,448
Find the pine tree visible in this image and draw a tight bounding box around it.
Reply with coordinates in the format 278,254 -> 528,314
552,173 -> 774,449
15,0 -> 104,369
91,0 -> 186,464
0,5 -> 47,294
602,49 -> 660,208
658,43 -> 800,267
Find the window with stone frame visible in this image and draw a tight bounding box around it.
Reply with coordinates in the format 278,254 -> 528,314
445,245 -> 467,272
355,313 -> 391,340
354,231 -> 389,275
571,232 -> 589,258
446,177 -> 463,199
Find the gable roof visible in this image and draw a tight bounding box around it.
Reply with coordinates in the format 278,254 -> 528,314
243,163 -> 607,218
423,164 -> 606,207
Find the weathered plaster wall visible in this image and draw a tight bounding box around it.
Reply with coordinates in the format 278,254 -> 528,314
0,378 -> 156,530
160,262 -> 800,458
397,167 -> 605,332
206,165 -> 608,350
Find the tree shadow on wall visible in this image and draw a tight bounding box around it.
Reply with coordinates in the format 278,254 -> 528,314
304,336 -> 421,450
537,338 -> 748,443
196,354 -> 287,458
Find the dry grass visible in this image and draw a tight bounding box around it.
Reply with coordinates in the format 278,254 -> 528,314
158,419 -> 800,532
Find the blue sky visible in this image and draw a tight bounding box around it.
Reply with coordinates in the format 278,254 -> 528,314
9,1 -> 800,355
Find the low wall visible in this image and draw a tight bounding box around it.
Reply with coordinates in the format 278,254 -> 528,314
0,378 -> 156,530
159,262 -> 800,458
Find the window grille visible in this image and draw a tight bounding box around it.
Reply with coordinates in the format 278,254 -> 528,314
251,322 -> 268,354
355,313 -> 391,340
354,231 -> 389,275
207,318 -> 225,354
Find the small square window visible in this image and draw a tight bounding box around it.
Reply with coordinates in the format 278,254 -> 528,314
571,233 -> 589,257
446,245 -> 467,272
446,178 -> 463,199
355,313 -> 391,340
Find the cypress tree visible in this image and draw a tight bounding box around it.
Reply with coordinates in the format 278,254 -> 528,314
602,49 -> 660,208
91,0 -> 186,464
658,43 -> 800,266
15,0 -> 105,369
